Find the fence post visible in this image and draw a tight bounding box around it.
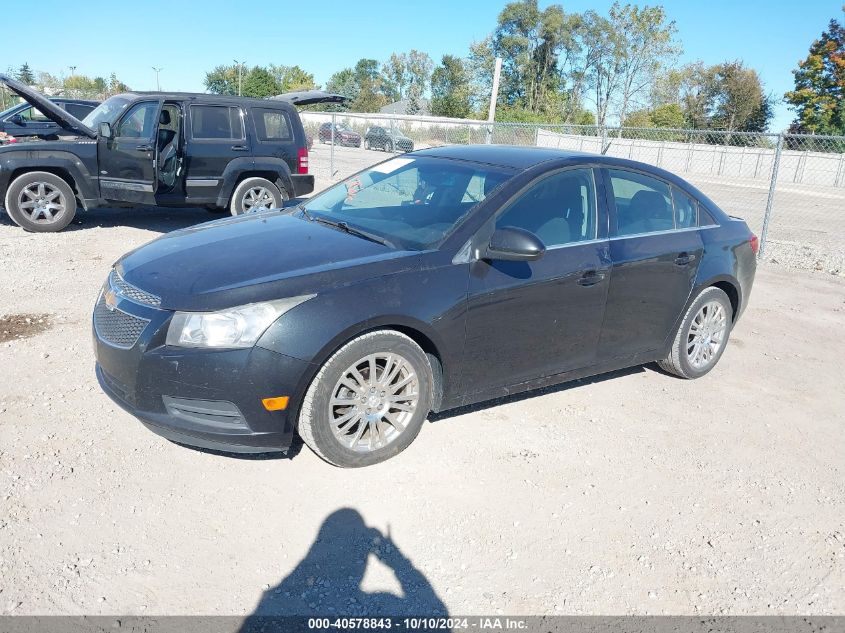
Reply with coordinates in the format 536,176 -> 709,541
759,133 -> 784,259
329,113 -> 336,180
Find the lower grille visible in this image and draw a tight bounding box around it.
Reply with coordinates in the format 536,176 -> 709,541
98,366 -> 135,406
93,296 -> 149,349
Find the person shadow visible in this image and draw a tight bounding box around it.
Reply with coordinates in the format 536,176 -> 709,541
239,508 -> 447,630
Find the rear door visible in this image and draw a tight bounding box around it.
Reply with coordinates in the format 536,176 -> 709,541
462,167 -> 611,394
250,106 -> 298,172
596,167 -> 704,360
98,100 -> 161,205
183,103 -> 247,201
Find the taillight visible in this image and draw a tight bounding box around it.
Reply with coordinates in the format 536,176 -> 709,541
749,233 -> 759,255
297,146 -> 308,175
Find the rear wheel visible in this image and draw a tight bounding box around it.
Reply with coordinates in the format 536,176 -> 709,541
5,171 -> 77,232
229,177 -> 287,216
298,330 -> 433,468
658,287 -> 733,379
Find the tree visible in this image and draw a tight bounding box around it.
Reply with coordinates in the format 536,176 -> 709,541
785,10 -> 845,135
623,103 -> 684,128
270,65 -> 317,93
204,65 -> 240,95
348,59 -> 390,112
431,55 -> 472,118
16,63 -> 35,85
326,68 -> 358,102
708,61 -> 772,133
241,66 -> 280,98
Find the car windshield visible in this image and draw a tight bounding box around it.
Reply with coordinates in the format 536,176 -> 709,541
302,156 -> 513,250
0,102 -> 24,118
82,96 -> 132,128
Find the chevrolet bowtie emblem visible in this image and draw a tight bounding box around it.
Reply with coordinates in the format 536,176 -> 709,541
104,289 -> 118,311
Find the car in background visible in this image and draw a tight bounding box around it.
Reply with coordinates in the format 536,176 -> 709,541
0,97 -> 99,140
92,145 -> 757,467
364,126 -> 414,152
0,75 -> 336,232
317,122 -> 362,147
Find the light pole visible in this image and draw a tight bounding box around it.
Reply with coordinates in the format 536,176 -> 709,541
152,67 -> 162,91
233,59 -> 245,96
68,66 -> 77,77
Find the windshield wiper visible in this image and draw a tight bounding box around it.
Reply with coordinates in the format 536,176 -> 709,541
312,216 -> 396,249
296,202 -> 313,222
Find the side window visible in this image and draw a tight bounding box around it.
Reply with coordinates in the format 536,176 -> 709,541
253,108 -> 292,141
699,206 -> 719,227
608,169 -> 674,236
190,105 -> 243,140
65,103 -> 94,119
18,106 -> 50,122
672,188 -> 698,229
495,168 -> 597,247
116,102 -> 158,139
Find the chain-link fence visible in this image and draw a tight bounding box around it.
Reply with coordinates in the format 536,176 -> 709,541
301,111 -> 845,273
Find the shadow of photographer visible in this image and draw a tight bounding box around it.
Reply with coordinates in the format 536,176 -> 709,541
241,508 -> 447,625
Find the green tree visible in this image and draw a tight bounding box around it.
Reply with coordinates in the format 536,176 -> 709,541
241,66 -> 280,98
16,63 -> 35,85
349,59 -> 390,112
708,61 -> 772,133
204,65 -> 240,95
431,55 -> 472,118
785,10 -> 845,134
270,64 -> 317,93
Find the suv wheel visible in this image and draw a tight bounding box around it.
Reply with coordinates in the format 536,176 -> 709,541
364,139 -> 371,150
298,330 -> 433,468
5,171 -> 77,232
384,140 -> 393,153
229,177 -> 288,216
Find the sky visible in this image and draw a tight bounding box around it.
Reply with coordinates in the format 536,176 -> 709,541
1,0 -> 841,131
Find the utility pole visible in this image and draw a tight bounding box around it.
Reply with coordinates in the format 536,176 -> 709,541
68,66 -> 77,77
486,57 -> 502,144
152,67 -> 162,91
233,59 -> 245,96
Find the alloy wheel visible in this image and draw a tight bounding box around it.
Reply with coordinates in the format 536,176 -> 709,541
686,300 -> 728,369
242,186 -> 276,212
17,182 -> 67,225
328,352 -> 419,453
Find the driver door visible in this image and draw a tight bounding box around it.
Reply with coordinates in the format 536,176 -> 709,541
98,100 -> 161,205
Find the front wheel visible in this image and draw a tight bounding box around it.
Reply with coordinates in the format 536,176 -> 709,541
229,177 -> 287,216
658,287 -> 733,379
384,140 -> 393,153
298,330 -> 433,467
4,171 -> 77,232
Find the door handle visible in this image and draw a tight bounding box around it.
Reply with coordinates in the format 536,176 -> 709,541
135,144 -> 153,152
231,145 -> 249,151
675,252 -> 696,266
577,270 -> 606,287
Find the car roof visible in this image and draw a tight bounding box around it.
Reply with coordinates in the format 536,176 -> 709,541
113,92 -> 297,110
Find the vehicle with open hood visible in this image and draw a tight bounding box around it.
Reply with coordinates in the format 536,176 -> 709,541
0,75 -> 347,232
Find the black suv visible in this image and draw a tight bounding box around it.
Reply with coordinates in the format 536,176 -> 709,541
0,76 -> 345,232
364,126 -> 414,153
0,97 -> 99,140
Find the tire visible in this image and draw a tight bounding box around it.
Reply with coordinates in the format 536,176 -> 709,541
365,139 -> 371,150
384,140 -> 393,153
229,177 -> 287,216
298,330 -> 433,468
5,171 -> 77,232
658,287 -> 733,379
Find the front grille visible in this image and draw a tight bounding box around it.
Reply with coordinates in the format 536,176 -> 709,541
93,296 -> 150,349
109,270 -> 161,307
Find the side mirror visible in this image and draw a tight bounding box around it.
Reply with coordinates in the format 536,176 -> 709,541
98,122 -> 112,139
484,227 -> 545,262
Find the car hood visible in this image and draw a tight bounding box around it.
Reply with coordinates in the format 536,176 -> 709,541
0,74 -> 96,139
116,212 -> 418,312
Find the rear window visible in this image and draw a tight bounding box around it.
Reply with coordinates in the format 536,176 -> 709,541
608,169 -> 674,236
254,108 -> 292,141
190,105 -> 244,140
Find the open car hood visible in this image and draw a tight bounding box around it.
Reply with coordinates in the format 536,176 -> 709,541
270,90 -> 350,107
0,74 -> 96,139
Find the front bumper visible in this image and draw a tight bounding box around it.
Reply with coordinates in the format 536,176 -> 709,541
92,283 -> 313,453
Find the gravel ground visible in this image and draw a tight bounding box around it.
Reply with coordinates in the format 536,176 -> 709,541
1,191 -> 844,616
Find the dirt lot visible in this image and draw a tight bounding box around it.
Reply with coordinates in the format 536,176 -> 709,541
1,194 -> 844,616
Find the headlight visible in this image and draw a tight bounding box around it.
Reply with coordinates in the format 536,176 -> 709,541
165,295 -> 314,348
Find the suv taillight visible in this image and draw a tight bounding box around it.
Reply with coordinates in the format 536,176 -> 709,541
749,233 -> 759,255
297,146 -> 308,175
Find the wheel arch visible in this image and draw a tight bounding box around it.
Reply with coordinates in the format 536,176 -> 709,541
1,152 -> 98,208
